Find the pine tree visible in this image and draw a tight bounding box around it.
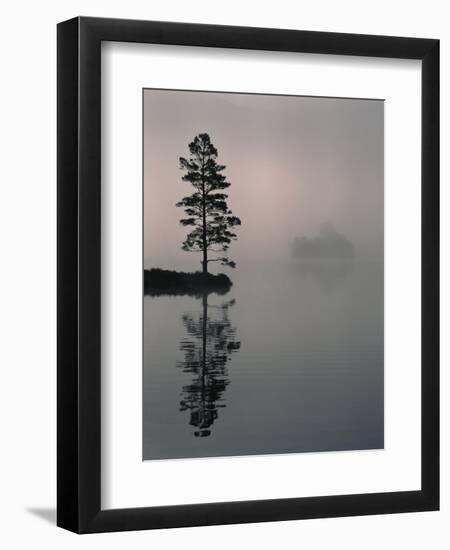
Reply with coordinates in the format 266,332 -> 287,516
177,133 -> 241,273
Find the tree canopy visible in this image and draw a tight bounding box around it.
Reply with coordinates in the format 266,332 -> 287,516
177,133 -> 241,273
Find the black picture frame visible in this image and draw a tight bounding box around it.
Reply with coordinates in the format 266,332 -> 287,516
57,16 -> 439,533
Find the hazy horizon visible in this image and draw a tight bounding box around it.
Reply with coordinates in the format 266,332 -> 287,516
144,89 -> 383,272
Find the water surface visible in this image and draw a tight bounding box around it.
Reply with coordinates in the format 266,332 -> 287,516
143,259 -> 383,460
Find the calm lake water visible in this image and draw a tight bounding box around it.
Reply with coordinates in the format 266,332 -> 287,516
143,259 -> 384,460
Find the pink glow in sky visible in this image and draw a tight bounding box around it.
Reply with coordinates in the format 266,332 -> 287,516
144,89 -> 383,270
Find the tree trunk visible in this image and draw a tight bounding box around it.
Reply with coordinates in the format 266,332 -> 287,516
201,173 -> 208,274
202,244 -> 207,274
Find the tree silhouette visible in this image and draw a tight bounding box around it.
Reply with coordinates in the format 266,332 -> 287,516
178,294 -> 241,437
177,133 -> 241,273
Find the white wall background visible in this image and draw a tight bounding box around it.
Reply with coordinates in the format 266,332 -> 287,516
0,0 -> 447,547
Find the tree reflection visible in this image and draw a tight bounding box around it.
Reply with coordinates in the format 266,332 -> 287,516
178,293 -> 241,437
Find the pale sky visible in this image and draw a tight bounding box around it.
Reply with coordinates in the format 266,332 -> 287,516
143,89 -> 384,270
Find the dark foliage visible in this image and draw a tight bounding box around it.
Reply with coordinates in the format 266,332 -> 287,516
177,133 -> 241,272
144,268 -> 232,297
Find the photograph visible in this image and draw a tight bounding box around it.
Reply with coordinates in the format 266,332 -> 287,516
0,1 -> 441,541
143,89 -> 384,460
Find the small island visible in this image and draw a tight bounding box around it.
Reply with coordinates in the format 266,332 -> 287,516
291,223 -> 355,260
144,268 -> 232,297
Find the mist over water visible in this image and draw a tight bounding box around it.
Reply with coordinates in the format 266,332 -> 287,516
143,257 -> 383,460
143,89 -> 384,460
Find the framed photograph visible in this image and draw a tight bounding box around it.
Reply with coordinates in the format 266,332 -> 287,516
57,17 -> 439,533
